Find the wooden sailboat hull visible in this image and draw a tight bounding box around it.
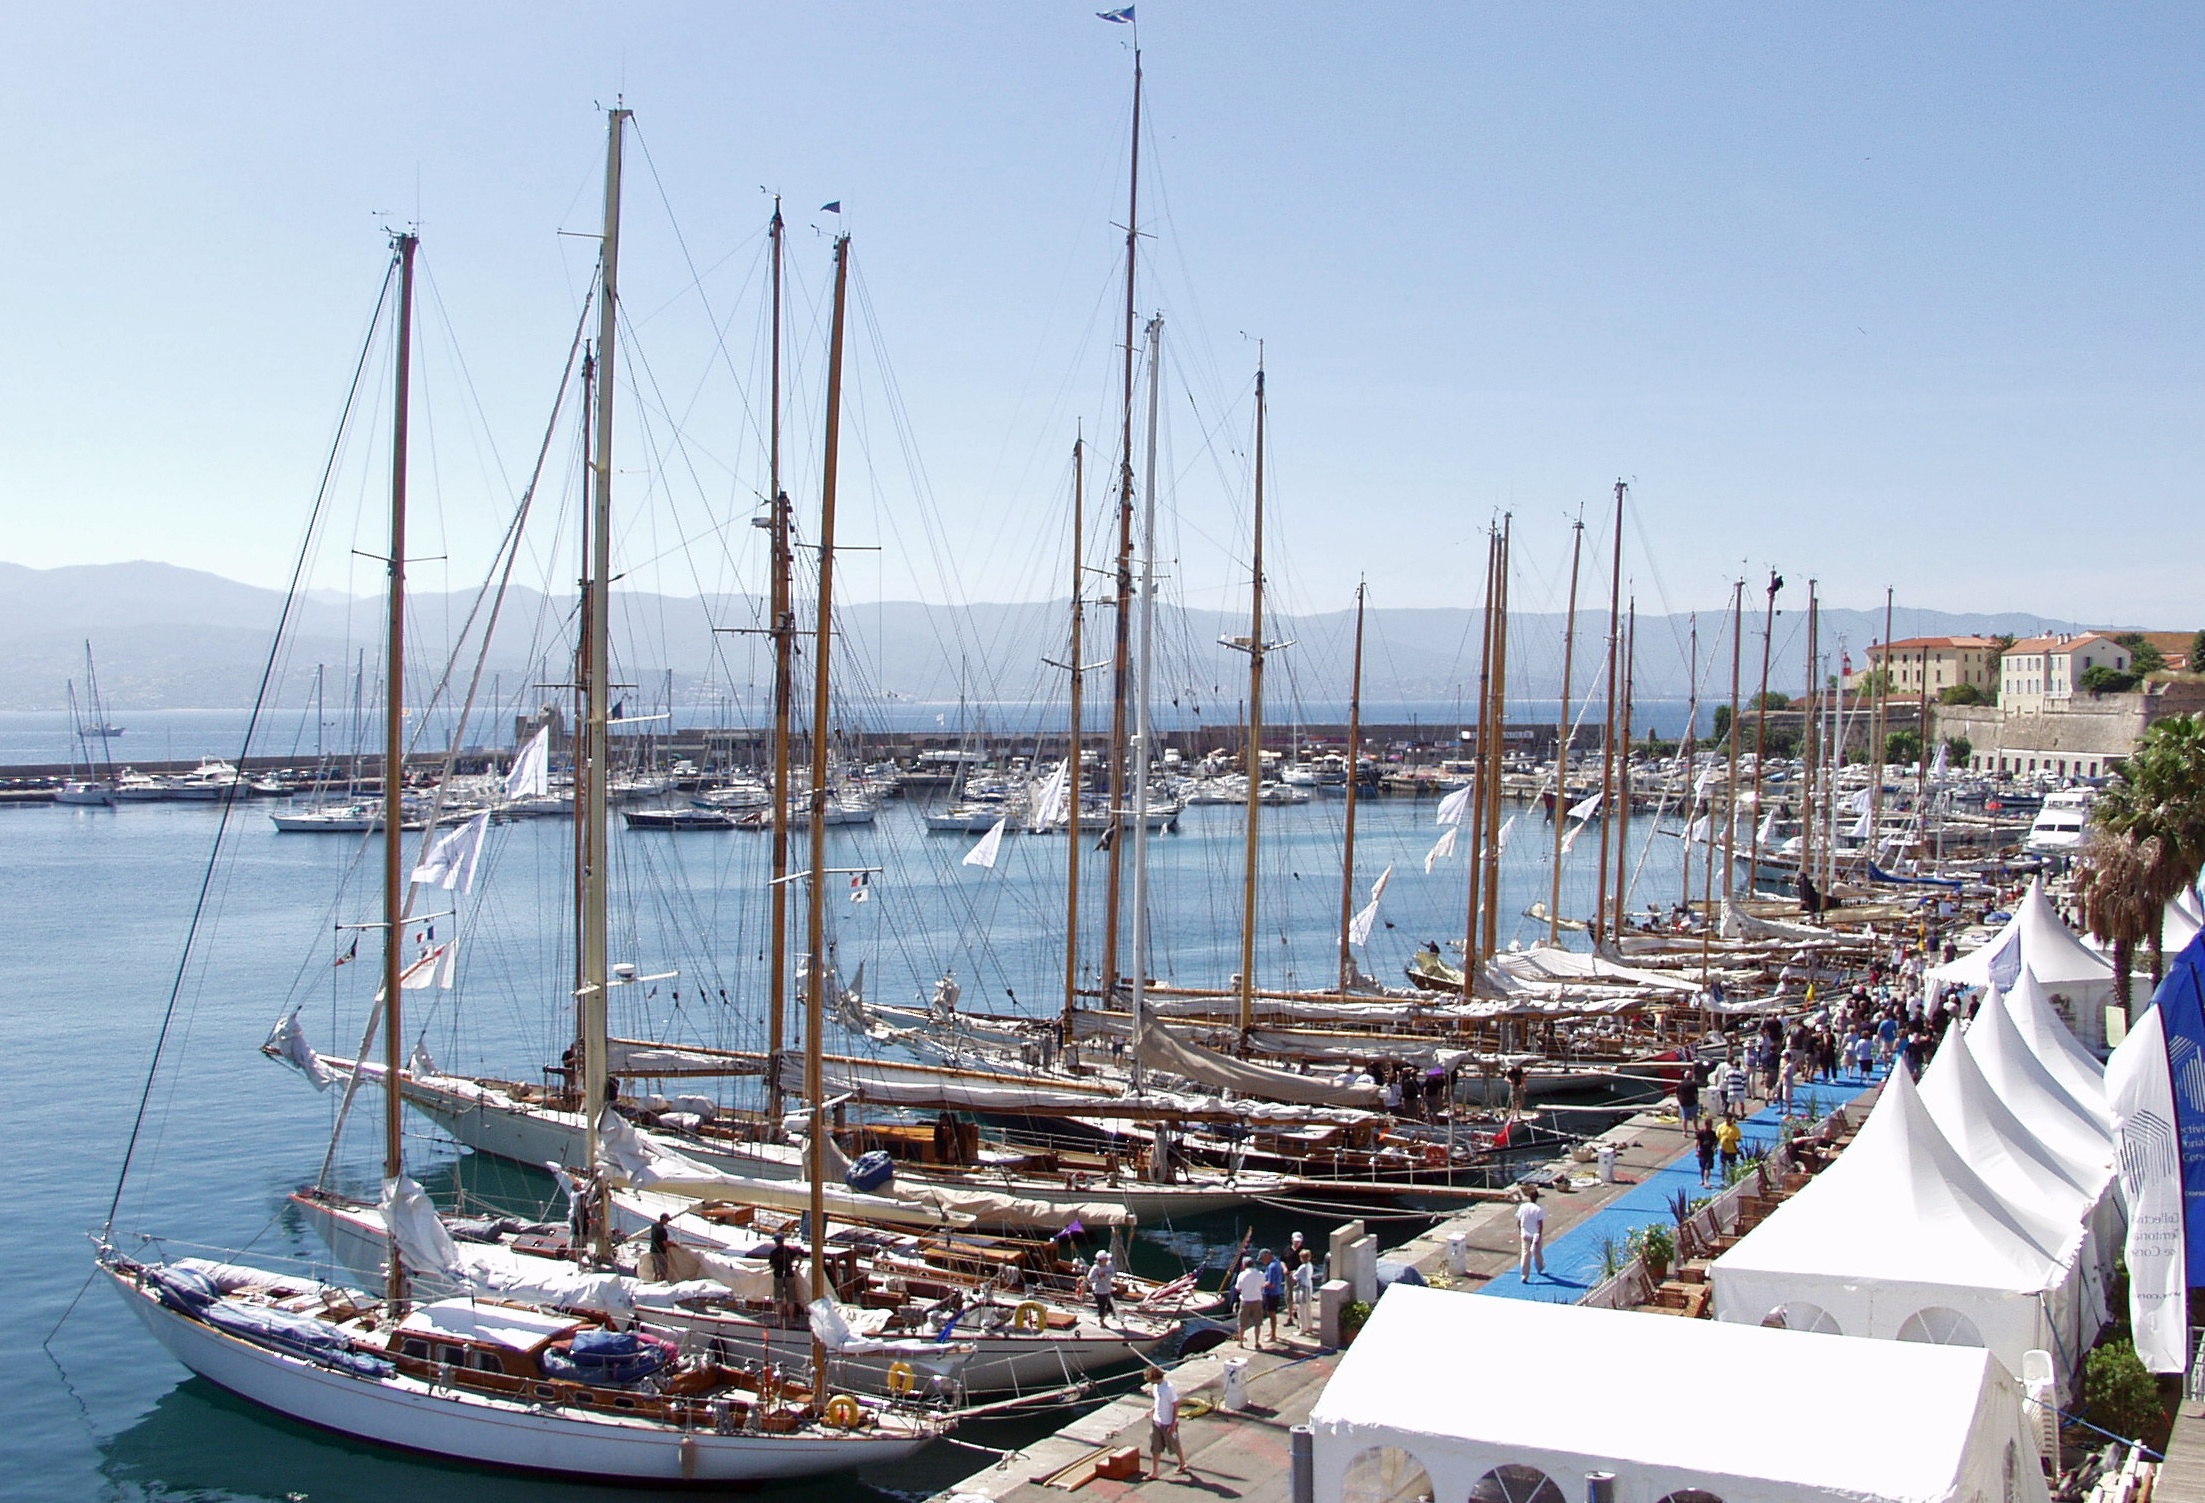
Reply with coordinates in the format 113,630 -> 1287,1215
107,1267 -> 929,1481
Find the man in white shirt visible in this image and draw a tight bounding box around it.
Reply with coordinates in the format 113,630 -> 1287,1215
1234,1258 -> 1269,1349
1515,1189 -> 1546,1280
1088,1250 -> 1117,1323
1145,1363 -> 1188,1475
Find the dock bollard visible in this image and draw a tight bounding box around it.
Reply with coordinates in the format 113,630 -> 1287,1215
1596,1144 -> 1617,1183
1221,1357 -> 1250,1412
1291,1425 -> 1314,1503
1318,1278 -> 1351,1347
1446,1233 -> 1467,1277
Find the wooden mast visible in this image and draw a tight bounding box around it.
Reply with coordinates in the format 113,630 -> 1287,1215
381,229 -> 418,1311
1482,517 -> 1510,962
1336,580 -> 1367,991
1869,586 -> 1893,874
1680,613 -> 1699,909
765,200 -> 795,1123
1722,579 -> 1743,904
1548,516 -> 1584,946
1461,529 -> 1496,998
1592,481 -> 1625,944
579,107 -> 627,1262
1128,314 -> 1163,1089
1235,362 -> 1269,1040
1061,435 -> 1087,1038
1099,52 -> 1142,1013
1610,597 -> 1635,934
1802,580 -> 1818,892
805,232 -> 853,1386
1746,569 -> 1781,890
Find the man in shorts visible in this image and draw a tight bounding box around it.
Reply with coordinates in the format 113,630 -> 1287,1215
1146,1363 -> 1188,1475
1259,1248 -> 1286,1344
1088,1250 -> 1117,1324
1234,1256 -> 1269,1349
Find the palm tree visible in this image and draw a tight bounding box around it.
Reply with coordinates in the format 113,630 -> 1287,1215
2096,715 -> 2205,983
2073,831 -> 2160,1018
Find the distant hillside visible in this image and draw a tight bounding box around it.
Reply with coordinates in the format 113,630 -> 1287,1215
0,560 -> 2104,713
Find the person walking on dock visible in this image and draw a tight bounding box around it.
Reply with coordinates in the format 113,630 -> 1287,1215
1292,1247 -> 1318,1331
1676,1069 -> 1700,1134
1695,1117 -> 1718,1187
1515,1188 -> 1547,1280
1715,1113 -> 1742,1181
1235,1258 -> 1270,1348
1260,1247 -> 1286,1344
1145,1364 -> 1189,1476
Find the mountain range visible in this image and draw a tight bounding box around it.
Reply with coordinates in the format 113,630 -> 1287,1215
0,560 -> 2105,716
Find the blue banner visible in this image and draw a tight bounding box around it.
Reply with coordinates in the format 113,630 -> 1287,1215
2149,929 -> 2205,1285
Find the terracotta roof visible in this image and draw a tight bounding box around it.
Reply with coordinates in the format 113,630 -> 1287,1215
1867,635 -> 1999,654
2005,632 -> 2111,655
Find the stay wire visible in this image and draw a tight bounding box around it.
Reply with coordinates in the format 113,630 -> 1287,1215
103,248 -> 400,1242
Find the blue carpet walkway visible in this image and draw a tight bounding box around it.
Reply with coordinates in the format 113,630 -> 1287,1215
1474,1071 -> 1880,1304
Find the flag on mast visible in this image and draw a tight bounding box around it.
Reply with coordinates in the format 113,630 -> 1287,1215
1424,826 -> 1458,874
963,817 -> 1009,870
505,726 -> 550,799
1346,865 -> 1395,948
1097,5 -> 1135,21
410,809 -> 491,893
849,871 -> 872,904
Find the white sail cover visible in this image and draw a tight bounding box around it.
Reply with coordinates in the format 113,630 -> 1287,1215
263,1008 -> 336,1089
1485,945 -> 1700,994
1134,1022 -> 1384,1109
1315,1286 -> 2049,1503
593,1109 -> 966,1229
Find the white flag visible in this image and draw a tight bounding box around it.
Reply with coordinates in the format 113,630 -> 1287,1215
1685,816 -> 1711,844
1930,740 -> 1949,777
410,809 -> 491,893
1846,787 -> 1872,815
964,817 -> 1008,869
1566,790 -> 1602,822
1754,813 -> 1777,848
1435,784 -> 1474,826
1029,759 -> 1071,832
505,726 -> 550,799
374,946 -> 446,999
2108,1005 -> 2187,1371
1347,864 -> 1395,948
1560,822 -> 1583,856
1496,814 -> 1517,853
1424,826 -> 1458,874
1849,810 -> 1873,840
263,1008 -> 336,1090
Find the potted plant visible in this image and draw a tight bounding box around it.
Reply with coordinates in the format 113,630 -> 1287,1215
1631,1223 -> 1675,1281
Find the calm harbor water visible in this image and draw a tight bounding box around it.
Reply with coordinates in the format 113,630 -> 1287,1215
4,781 -> 1693,1502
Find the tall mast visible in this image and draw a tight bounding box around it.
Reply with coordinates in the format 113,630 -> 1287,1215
572,364 -> 594,1008
1869,586 -> 1893,873
1680,614 -> 1699,913
805,234 -> 853,1383
1098,53 -> 1143,1012
1722,580 -> 1743,903
1128,314 -> 1163,1087
766,199 -> 794,1122
1548,517 -> 1584,947
1482,518 -> 1510,962
1061,434 -> 1087,1037
1802,581 -> 1819,890
1461,529 -> 1497,998
1235,362 -> 1269,1040
1610,598 -> 1635,935
1592,481 -> 1625,944
1747,570 -> 1781,889
381,230 -> 418,1311
1336,580 -> 1368,991
579,106 -> 627,1262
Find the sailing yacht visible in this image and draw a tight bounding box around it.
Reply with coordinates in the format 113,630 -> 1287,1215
101,120 -> 939,1482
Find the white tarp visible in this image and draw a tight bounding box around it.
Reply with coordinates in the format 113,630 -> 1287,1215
1313,1285 -> 2048,1503
2106,1005 -> 2188,1371
593,1109 -> 966,1229
1486,945 -> 1701,994
1134,1022 -> 1383,1109
1712,1068 -> 2089,1384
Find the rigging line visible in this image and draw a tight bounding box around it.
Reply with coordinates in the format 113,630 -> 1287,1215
106,247 -> 399,1240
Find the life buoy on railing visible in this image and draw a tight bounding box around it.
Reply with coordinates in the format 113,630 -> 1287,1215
885,1361 -> 917,1396
1012,1300 -> 1049,1333
823,1393 -> 865,1429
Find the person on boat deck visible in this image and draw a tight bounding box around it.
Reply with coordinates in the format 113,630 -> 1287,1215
1514,1188 -> 1546,1281
1089,1250 -> 1118,1323
1234,1257 -> 1270,1347
647,1212 -> 672,1280
1504,1061 -> 1528,1120
1145,1363 -> 1189,1476
1260,1247 -> 1286,1343
766,1230 -> 804,1322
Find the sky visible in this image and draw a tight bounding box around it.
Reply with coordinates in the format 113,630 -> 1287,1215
8,1 -> 2201,631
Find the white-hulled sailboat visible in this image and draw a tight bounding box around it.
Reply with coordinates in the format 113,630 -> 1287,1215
99,114 -> 937,1481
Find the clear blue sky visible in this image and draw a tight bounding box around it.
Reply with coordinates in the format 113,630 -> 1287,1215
10,2 -> 2200,627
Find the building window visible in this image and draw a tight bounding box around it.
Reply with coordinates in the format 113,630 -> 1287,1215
1896,1306 -> 1986,1348
1342,1447 -> 1436,1503
1471,1465 -> 1567,1503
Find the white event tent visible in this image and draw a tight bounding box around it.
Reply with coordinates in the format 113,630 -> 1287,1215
1711,1067 -> 2093,1385
2003,970 -> 2113,1129
1312,1285 -> 2050,1503
1926,882 -> 2115,1050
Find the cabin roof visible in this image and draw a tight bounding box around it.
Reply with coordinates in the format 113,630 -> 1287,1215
398,1300 -> 582,1352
